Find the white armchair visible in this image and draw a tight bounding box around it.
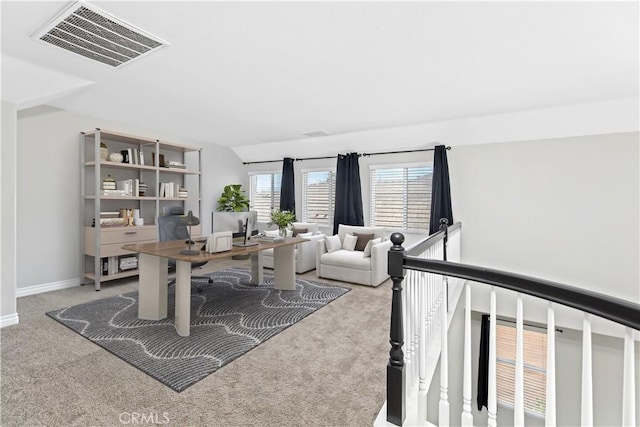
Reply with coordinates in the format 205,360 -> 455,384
316,224 -> 393,287
261,222 -> 325,274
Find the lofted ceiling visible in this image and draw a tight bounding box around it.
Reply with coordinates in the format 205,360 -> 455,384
1,1 -> 638,150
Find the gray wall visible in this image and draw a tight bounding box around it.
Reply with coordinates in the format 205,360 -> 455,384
448,132 -> 639,332
1,101 -> 18,324
15,106 -> 245,290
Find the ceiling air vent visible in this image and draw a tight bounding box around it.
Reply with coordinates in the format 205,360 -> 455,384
302,130 -> 330,137
31,1 -> 168,68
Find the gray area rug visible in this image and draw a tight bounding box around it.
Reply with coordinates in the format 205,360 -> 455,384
47,267 -> 349,392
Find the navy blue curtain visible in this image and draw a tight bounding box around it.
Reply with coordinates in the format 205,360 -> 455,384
477,314 -> 490,411
333,153 -> 364,234
279,157 -> 296,215
429,145 -> 453,234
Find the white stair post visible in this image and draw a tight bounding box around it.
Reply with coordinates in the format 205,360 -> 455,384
461,284 -> 473,427
581,313 -> 593,427
439,277 -> 449,427
545,303 -> 556,427
514,294 -> 524,427
488,288 -> 497,427
622,327 -> 636,427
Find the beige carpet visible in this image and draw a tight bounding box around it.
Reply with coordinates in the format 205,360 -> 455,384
1,259 -> 392,426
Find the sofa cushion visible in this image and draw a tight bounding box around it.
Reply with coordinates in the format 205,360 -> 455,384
337,225 -> 386,243
353,232 -> 374,251
342,234 -> 357,251
320,250 -> 371,271
292,222 -> 319,234
325,235 -> 342,253
363,237 -> 382,257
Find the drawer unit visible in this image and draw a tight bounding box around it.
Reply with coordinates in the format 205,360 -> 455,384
84,226 -> 157,256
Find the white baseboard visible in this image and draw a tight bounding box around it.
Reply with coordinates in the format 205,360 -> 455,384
0,312 -> 19,328
16,278 -> 80,298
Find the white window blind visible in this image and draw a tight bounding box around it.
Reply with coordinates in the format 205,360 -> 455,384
249,173 -> 281,222
302,170 -> 335,225
370,164 -> 432,230
496,322 -> 548,416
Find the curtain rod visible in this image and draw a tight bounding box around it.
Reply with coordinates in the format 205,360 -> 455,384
242,146 -> 451,165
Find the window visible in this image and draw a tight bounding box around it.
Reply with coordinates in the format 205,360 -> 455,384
370,164 -> 432,230
302,170 -> 335,225
496,321 -> 547,416
249,173 -> 281,222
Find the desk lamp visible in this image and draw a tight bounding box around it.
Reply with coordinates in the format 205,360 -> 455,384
179,210 -> 200,255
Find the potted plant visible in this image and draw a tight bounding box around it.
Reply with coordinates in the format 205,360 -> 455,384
269,210 -> 296,236
216,184 -> 250,212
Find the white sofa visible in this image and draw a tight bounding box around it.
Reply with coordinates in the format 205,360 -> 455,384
316,225 -> 393,287
261,222 -> 325,274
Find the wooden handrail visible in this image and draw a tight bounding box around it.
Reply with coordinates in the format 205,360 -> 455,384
402,258 -> 640,332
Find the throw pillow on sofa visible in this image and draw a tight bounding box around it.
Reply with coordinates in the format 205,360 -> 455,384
363,237 -> 382,257
293,227 -> 308,237
342,234 -> 357,251
325,235 -> 342,253
353,232 -> 374,251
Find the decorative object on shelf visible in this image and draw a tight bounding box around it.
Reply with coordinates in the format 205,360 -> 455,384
269,209 -> 295,237
100,142 -> 109,160
216,184 -> 250,212
108,152 -> 123,163
178,187 -> 188,198
179,211 -> 200,255
102,175 -> 116,190
138,182 -> 148,196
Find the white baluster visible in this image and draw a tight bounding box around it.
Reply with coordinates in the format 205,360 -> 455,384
581,313 -> 593,427
622,327 -> 636,427
514,294 -> 524,426
545,303 -> 556,427
461,283 -> 473,427
418,277 -> 427,423
488,288 -> 498,427
439,276 -> 450,427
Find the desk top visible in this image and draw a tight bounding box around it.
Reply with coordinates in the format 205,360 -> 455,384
122,237 -> 308,263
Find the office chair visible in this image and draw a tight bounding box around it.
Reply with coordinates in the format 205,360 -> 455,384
157,213 -> 213,293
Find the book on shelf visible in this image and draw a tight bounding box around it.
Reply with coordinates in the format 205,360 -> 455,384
100,211 -> 120,218
166,160 -> 187,169
159,181 -> 180,198
139,151 -> 145,165
101,189 -> 128,196
92,217 -> 126,227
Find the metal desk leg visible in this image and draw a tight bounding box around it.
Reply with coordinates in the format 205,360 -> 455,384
273,244 -> 296,290
174,260 -> 192,337
138,253 -> 168,320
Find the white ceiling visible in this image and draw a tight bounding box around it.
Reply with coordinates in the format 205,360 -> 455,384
1,1 -> 638,150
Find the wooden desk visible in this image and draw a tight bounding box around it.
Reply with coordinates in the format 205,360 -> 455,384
122,237 -> 307,337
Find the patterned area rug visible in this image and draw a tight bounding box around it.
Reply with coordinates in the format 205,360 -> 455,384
47,267 -> 349,392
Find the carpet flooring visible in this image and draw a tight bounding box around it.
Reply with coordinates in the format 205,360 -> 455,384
46,267 -> 349,392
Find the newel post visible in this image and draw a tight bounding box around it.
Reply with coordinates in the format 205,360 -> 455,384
439,217 -> 449,262
440,218 -> 449,312
387,232 -> 406,426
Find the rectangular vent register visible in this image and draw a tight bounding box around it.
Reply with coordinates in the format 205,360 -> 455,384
32,1 -> 167,67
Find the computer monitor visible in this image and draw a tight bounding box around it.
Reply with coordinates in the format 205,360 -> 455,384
211,211 -> 258,238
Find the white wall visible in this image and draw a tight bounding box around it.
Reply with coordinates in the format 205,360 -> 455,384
448,132 -> 639,331
15,106 -> 245,291
1,101 -> 18,326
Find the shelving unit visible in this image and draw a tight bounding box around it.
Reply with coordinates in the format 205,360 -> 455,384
80,129 -> 202,290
